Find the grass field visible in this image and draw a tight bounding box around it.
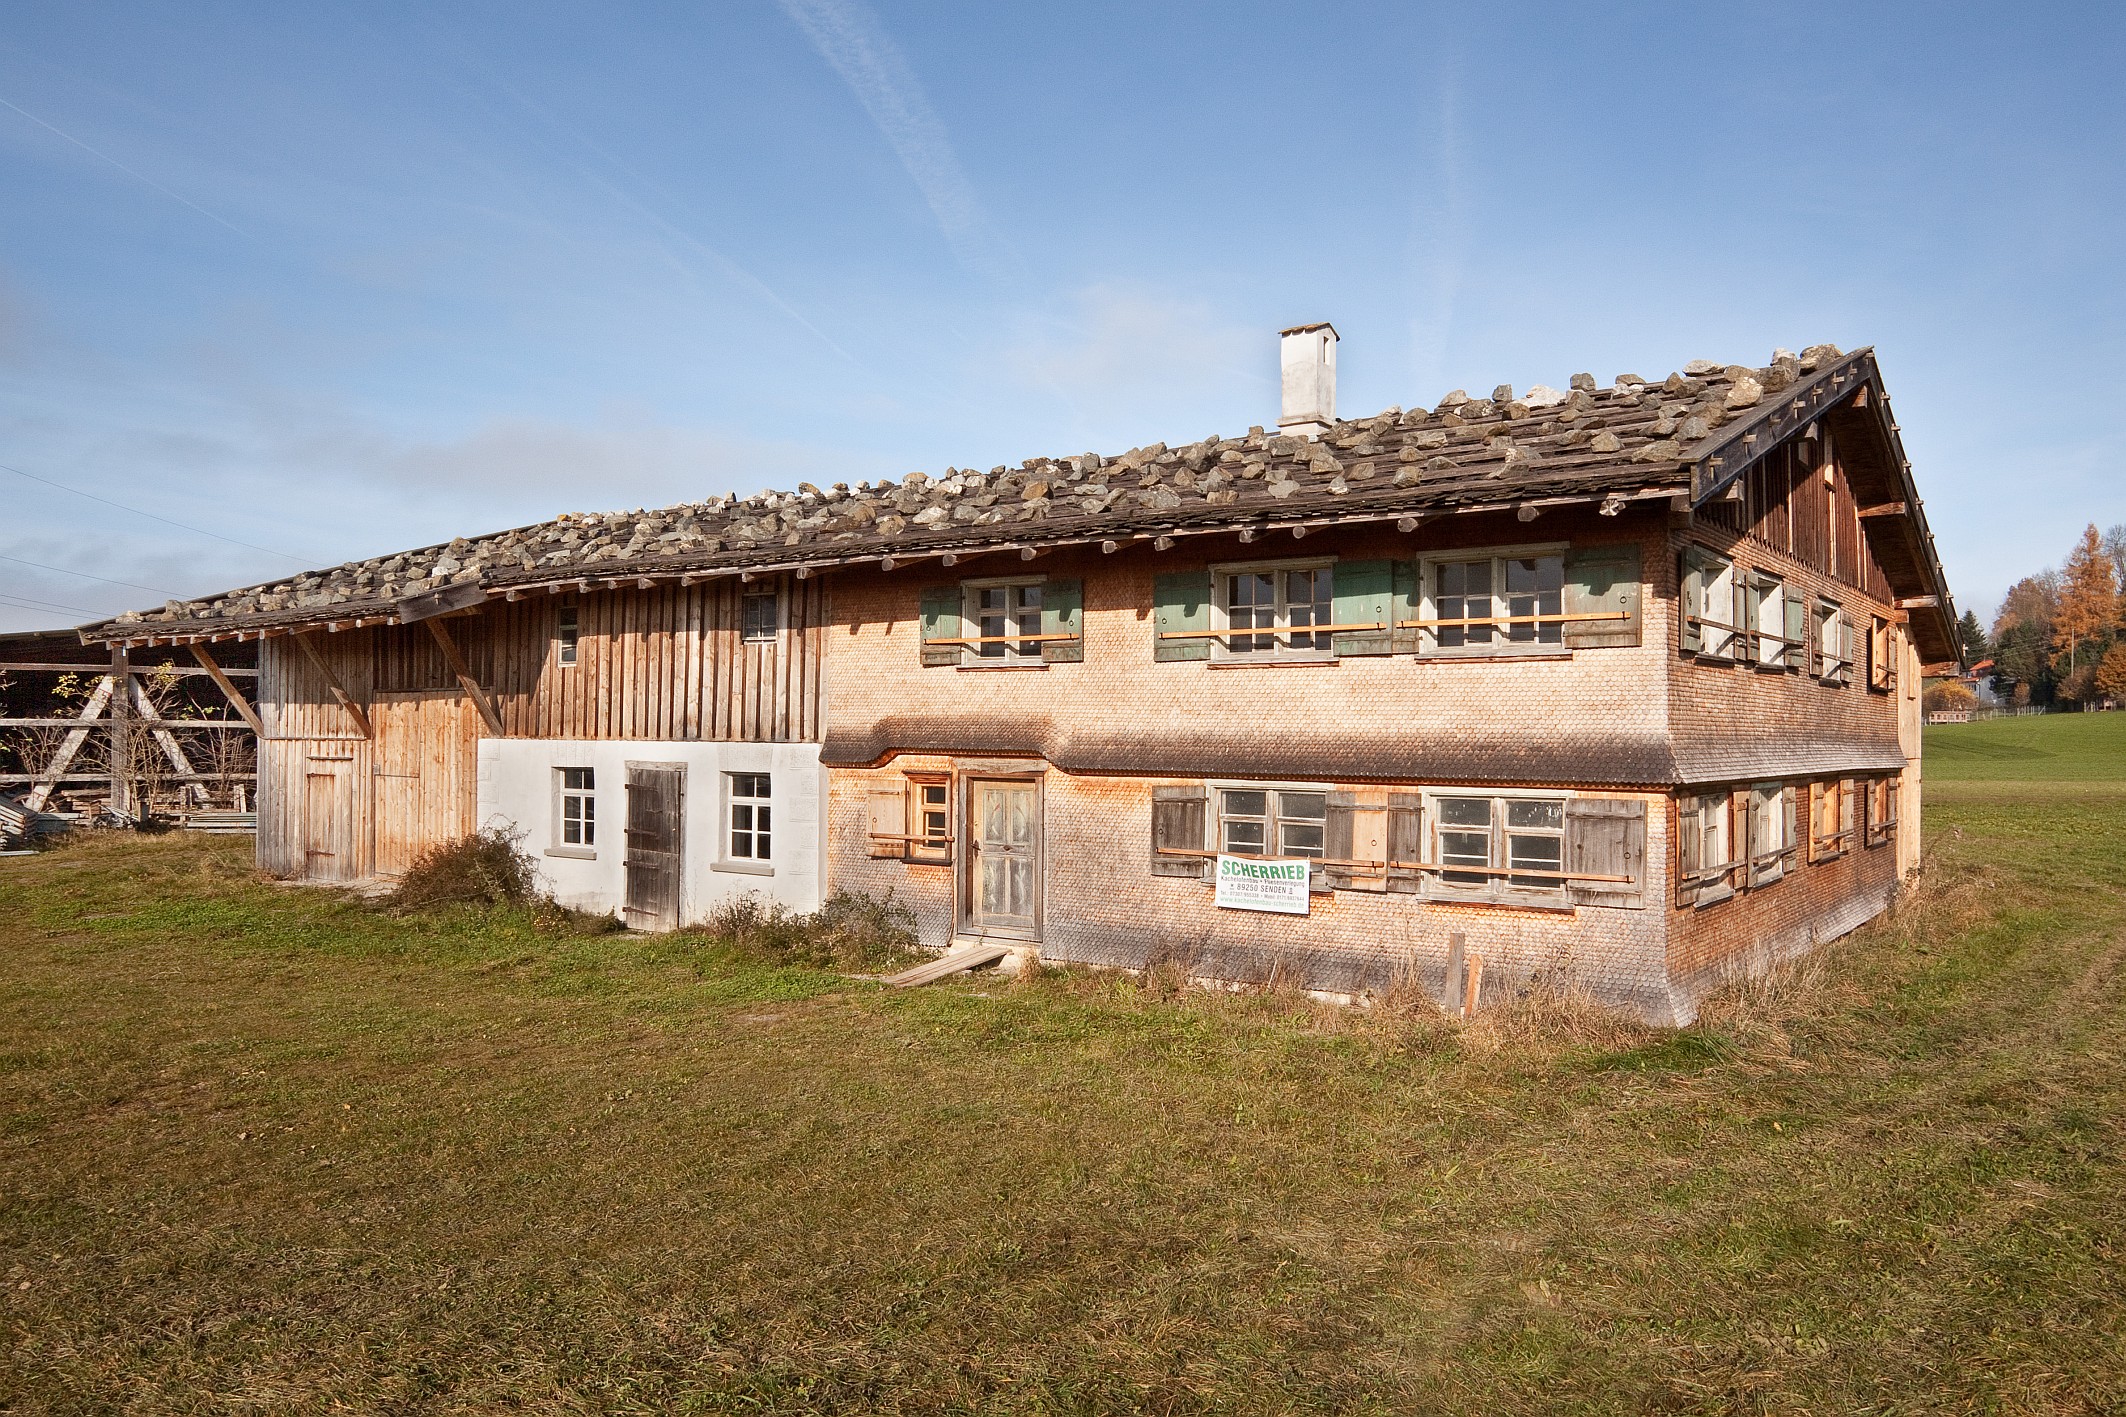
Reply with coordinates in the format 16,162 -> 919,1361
2,714 -> 2123,1414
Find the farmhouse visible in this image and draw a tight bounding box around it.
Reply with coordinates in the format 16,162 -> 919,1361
79,332 -> 1959,1023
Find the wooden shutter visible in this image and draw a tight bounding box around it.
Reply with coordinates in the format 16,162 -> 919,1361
1565,545 -> 1643,648
1742,786 -> 1765,888
1806,780 -> 1825,862
1040,579 -> 1084,663
1330,560 -> 1393,655
1674,794 -> 1702,907
1324,790 -> 1356,887
1782,785 -> 1801,871
866,784 -> 907,858
1150,784 -> 1208,878
1782,587 -> 1806,673
1152,570 -> 1211,662
1387,791 -> 1423,893
1566,798 -> 1645,908
919,586 -> 961,667
1678,551 -> 1705,656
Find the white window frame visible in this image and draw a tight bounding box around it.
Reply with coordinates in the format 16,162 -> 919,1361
1682,789 -> 1735,905
959,576 -> 1046,665
1419,787 -> 1571,906
556,603 -> 580,667
740,587 -> 781,645
1686,552 -> 1742,661
1416,542 -> 1570,658
1749,573 -> 1795,669
722,770 -> 773,869
1208,557 -> 1337,662
1209,780 -> 1333,872
549,766 -> 596,859
1747,783 -> 1790,886
1816,600 -> 1852,685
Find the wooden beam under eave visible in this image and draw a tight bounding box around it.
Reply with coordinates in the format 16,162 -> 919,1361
1858,501 -> 1909,518
424,618 -> 506,737
1895,595 -> 1940,610
292,631 -> 372,740
188,644 -> 264,736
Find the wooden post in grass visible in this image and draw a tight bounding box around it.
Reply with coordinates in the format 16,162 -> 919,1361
107,644 -> 132,820
1464,954 -> 1484,1019
1444,932 -> 1466,1015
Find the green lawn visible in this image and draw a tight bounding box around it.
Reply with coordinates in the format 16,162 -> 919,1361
2,717 -> 2123,1414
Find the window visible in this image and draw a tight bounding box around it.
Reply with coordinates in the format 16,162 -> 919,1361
1865,774 -> 1899,847
1217,787 -> 1327,858
1423,551 -> 1565,654
909,776 -> 952,862
726,772 -> 771,860
1868,616 -> 1896,693
1816,601 -> 1852,685
1750,574 -> 1801,670
555,767 -> 595,851
1746,783 -> 1793,886
741,589 -> 779,644
1213,561 -> 1333,657
1425,791 -> 1568,903
963,580 -> 1043,663
1676,790 -> 1735,906
1810,778 -> 1856,859
556,604 -> 579,667
1681,550 -> 1741,660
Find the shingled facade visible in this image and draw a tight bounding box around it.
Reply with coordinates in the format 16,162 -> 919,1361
81,337 -> 1958,1023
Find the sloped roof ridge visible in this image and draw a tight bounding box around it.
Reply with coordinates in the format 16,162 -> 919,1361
98,344 -> 1849,635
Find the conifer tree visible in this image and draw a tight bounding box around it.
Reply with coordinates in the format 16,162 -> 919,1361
2053,523 -> 2119,679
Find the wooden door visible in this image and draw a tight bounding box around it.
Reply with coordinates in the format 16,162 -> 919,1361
964,780 -> 1040,941
623,763 -> 685,932
302,753 -> 355,881
372,691 -> 476,877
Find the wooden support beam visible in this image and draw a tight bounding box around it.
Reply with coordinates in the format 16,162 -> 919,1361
0,662 -> 254,676
189,644 -> 265,735
1396,515 -> 1421,532
1017,546 -> 1041,561
1895,595 -> 1940,610
424,619 -> 506,737
1858,501 -> 1908,519
292,632 -> 372,740
23,674 -> 114,812
1152,535 -> 1174,551
1100,541 -> 1120,555
129,676 -> 208,807
107,646 -> 132,819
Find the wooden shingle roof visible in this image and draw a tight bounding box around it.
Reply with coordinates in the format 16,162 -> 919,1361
83,342 -> 1959,660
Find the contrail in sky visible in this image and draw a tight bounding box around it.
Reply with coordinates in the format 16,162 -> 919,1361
778,0 -> 1019,284
0,93 -> 250,238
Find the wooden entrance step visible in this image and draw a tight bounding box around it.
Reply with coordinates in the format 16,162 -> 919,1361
882,941 -> 1015,989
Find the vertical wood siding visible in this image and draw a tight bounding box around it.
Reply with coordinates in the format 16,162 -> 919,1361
1697,435 -> 1891,601
485,575 -> 826,743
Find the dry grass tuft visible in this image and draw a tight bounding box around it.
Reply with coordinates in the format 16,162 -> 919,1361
388,827 -> 540,911
690,889 -> 924,972
1462,962 -> 1652,1055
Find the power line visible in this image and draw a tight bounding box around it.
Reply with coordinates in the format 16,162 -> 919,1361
0,553 -> 179,597
0,460 -> 313,565
0,589 -> 99,617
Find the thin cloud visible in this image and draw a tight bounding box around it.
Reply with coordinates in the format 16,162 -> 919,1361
778,0 -> 1018,283
0,92 -> 250,239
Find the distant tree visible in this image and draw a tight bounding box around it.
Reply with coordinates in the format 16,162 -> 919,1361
1956,608 -> 1990,665
2104,523 -> 2126,593
2053,524 -> 2119,681
2097,642 -> 2126,704
1922,681 -> 1976,714
1992,575 -> 2060,705
1993,571 -> 2059,641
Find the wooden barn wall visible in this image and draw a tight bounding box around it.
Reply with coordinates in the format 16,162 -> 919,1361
257,631 -> 375,882
1696,434 -> 1891,602
483,575 -> 826,743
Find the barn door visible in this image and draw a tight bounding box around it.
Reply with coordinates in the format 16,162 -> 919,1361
623,763 -> 685,932
302,752 -> 356,881
371,691 -> 476,877
963,779 -> 1040,941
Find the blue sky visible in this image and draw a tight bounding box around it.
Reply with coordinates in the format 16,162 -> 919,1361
1,1 -> 2119,632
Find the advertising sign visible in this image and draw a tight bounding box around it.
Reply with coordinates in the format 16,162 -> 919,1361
1214,855 -> 1312,915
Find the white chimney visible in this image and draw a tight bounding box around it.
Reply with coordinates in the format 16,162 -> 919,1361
1278,322 -> 1337,436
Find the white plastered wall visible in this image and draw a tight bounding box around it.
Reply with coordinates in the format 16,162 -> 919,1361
476,739 -> 826,925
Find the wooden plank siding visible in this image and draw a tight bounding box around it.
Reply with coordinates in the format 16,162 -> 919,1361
1696,434 -> 1892,603
482,576 -> 826,743
255,574 -> 825,880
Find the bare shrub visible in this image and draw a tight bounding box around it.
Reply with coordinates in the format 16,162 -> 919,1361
693,890 -> 921,973
389,828 -> 540,912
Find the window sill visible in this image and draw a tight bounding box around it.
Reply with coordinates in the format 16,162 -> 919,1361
1207,656 -> 1338,669
544,846 -> 597,861
1692,885 -> 1736,909
955,663 -> 1049,672
1420,891 -> 1574,914
1418,648 -> 1572,662
711,858 -> 774,877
